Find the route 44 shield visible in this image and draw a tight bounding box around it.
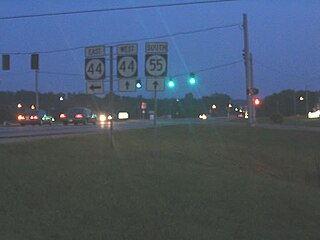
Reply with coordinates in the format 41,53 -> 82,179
117,55 -> 138,79
85,58 -> 105,80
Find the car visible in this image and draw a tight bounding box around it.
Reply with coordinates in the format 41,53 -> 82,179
17,109 -> 55,126
59,107 -> 97,125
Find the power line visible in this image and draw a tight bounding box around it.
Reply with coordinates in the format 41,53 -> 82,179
36,59 -> 243,79
4,23 -> 240,55
0,0 -> 238,20
173,59 -> 243,78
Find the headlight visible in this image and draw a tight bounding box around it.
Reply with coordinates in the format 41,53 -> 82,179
99,114 -> 107,122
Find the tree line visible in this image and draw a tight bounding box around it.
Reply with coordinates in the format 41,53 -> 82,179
0,89 -> 319,123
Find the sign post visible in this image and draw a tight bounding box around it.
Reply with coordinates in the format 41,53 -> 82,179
145,42 -> 168,122
145,42 -> 168,158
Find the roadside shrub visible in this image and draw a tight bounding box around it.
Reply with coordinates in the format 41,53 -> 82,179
0,106 -> 15,124
270,113 -> 283,124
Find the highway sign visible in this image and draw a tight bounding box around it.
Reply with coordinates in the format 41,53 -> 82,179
117,44 -> 137,55
145,54 -> 167,77
146,78 -> 165,91
146,42 -> 168,54
117,55 -> 138,78
117,44 -> 138,79
85,45 -> 105,58
85,58 -> 105,80
118,79 -> 136,92
86,81 -> 104,94
145,42 -> 168,78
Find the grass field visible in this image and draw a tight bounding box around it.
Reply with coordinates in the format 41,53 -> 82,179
1,123 -> 320,239
256,116 -> 320,127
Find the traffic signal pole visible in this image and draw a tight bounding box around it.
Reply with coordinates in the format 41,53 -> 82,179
249,53 -> 256,123
243,14 -> 255,126
35,69 -> 39,109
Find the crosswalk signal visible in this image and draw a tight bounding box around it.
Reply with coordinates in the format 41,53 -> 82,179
189,72 -> 196,85
2,54 -> 10,70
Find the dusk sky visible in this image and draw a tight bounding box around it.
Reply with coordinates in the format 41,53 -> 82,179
0,0 -> 319,100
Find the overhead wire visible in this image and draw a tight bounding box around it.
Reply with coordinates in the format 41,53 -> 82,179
0,0 -> 238,20
35,59 -> 243,79
2,23 -> 241,55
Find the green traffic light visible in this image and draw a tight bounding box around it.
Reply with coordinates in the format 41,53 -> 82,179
189,77 -> 196,85
189,73 -> 196,85
168,77 -> 175,88
136,80 -> 142,89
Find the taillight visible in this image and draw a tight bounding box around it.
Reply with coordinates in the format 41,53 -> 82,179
17,114 -> 25,121
30,115 -> 38,120
59,113 -> 67,119
75,114 -> 83,119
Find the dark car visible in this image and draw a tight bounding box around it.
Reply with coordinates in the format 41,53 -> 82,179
17,109 -> 55,126
59,107 -> 97,125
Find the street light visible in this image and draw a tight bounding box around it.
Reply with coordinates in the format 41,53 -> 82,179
299,96 -> 304,101
17,103 -> 22,109
212,104 -> 217,110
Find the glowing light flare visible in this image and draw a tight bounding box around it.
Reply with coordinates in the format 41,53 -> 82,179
75,114 -> 84,119
99,114 -> 107,122
253,98 -> 261,106
118,112 -> 129,120
59,113 -> 67,119
308,110 -> 320,119
17,114 -> 25,121
199,114 -> 208,120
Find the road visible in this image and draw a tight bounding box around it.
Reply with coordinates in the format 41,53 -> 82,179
2,118 -> 319,144
0,118 -> 223,144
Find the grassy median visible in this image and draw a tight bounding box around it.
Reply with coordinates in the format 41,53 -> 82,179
1,123 -> 320,239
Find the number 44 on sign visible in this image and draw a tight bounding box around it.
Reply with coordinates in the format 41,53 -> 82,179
85,58 -> 105,80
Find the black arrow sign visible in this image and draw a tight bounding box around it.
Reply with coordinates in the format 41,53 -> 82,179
153,81 -> 158,90
125,81 -> 130,90
89,84 -> 102,91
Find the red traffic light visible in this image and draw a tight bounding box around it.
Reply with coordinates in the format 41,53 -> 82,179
253,98 -> 261,106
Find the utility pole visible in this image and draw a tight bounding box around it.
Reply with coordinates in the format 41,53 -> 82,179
243,14 -> 254,126
293,90 -> 297,116
109,46 -> 114,148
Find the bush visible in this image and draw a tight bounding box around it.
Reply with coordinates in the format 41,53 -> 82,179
270,113 -> 283,124
0,106 -> 15,124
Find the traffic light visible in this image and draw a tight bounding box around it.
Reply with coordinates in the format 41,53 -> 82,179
2,54 -> 10,70
31,53 -> 39,70
189,72 -> 196,85
136,79 -> 142,89
253,98 -> 261,106
168,76 -> 175,88
247,88 -> 259,96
